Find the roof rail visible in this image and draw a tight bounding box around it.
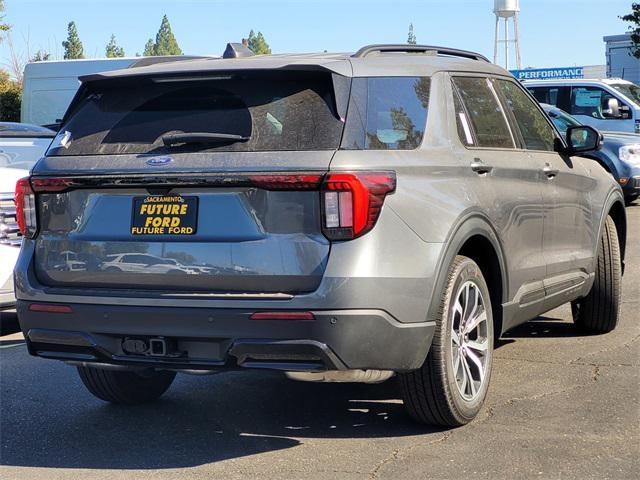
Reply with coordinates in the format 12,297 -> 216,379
352,44 -> 490,63
128,55 -> 211,69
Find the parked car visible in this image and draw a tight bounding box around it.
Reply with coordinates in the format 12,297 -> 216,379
14,44 -> 626,427
541,104 -> 640,204
525,78 -> 640,134
0,122 -> 55,311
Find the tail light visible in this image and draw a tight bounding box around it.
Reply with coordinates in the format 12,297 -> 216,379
321,172 -> 396,240
15,177 -> 37,239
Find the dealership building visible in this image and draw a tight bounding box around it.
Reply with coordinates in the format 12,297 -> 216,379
511,33 -> 639,84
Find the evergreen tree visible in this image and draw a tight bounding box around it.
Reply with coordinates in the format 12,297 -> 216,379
30,50 -> 51,62
143,38 -> 155,56
153,15 -> 182,55
246,30 -> 271,55
105,34 -> 125,58
407,23 -> 417,45
621,3 -> 640,59
62,21 -> 85,59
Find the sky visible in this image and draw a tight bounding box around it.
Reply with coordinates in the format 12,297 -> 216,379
0,0 -> 634,73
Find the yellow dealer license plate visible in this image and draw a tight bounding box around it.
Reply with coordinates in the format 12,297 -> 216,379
131,195 -> 198,236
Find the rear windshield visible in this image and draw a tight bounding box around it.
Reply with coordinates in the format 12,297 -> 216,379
47,71 -> 344,156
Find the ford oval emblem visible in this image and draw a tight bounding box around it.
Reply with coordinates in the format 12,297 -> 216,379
145,156 -> 173,166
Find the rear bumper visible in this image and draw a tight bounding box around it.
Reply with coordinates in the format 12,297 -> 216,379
17,301 -> 435,372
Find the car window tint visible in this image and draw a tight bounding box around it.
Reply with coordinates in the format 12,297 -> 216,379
495,80 -> 556,151
452,77 -> 514,149
47,71 -> 344,156
342,77 -> 430,150
529,87 -> 559,107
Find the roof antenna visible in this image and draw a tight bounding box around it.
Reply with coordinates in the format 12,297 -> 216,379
223,43 -> 255,59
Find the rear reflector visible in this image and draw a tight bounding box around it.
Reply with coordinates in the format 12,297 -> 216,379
250,311 -> 315,321
28,304 -> 74,314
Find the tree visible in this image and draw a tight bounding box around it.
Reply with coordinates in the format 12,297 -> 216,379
0,0 -> 10,42
30,50 -> 51,62
143,38 -> 155,56
407,23 -> 417,45
621,3 -> 640,59
105,34 -> 125,58
246,30 -> 271,55
62,21 -> 85,59
0,70 -> 21,121
145,14 -> 182,56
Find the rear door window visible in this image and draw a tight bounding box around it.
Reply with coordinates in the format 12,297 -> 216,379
495,79 -> 557,151
47,71 -> 344,156
452,77 -> 514,149
342,77 -> 430,150
529,87 -> 559,106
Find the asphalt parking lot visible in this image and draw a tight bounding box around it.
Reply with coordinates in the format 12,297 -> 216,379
0,202 -> 638,480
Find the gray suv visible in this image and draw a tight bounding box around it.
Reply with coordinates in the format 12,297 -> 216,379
14,44 -> 626,427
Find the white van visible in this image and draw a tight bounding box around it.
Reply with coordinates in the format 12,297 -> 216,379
21,58 -> 138,128
525,79 -> 640,134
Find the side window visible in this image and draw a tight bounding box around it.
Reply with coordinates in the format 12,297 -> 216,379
529,87 -> 559,107
452,77 -> 514,149
570,87 -> 621,120
342,77 -> 430,150
495,80 -> 556,152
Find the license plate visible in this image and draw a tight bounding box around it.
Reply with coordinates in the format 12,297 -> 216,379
131,195 -> 198,236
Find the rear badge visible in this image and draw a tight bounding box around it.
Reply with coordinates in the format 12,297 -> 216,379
145,156 -> 173,166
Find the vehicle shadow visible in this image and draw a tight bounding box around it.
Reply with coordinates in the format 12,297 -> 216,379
0,364 -> 443,470
502,314 -> 591,339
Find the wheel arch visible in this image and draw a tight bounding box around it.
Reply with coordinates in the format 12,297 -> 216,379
428,213 -> 508,339
594,188 -> 627,272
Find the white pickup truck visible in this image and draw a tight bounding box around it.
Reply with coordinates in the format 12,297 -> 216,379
525,78 -> 640,134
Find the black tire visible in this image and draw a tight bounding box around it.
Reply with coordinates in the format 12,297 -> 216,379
571,216 -> 621,334
77,366 -> 176,405
625,195 -> 638,207
400,255 -> 494,427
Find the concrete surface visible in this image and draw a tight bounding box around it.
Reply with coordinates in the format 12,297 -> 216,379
1,202 -> 638,480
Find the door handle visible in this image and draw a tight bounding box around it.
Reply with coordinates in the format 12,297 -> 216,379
470,158 -> 493,174
543,163 -> 559,178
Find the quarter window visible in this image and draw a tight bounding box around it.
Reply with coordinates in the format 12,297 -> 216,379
495,80 -> 556,151
342,77 -> 430,150
452,77 -> 514,149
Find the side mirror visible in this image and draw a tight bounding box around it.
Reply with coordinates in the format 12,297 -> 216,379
565,125 -> 602,154
603,98 -> 622,119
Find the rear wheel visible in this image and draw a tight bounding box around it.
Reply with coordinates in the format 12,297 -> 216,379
400,255 -> 494,426
571,216 -> 621,333
77,366 -> 176,405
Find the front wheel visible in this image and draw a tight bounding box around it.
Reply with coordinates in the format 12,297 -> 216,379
571,216 -> 621,334
400,255 -> 494,426
77,366 -> 176,405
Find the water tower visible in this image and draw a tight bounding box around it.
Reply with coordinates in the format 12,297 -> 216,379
493,0 -> 522,69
